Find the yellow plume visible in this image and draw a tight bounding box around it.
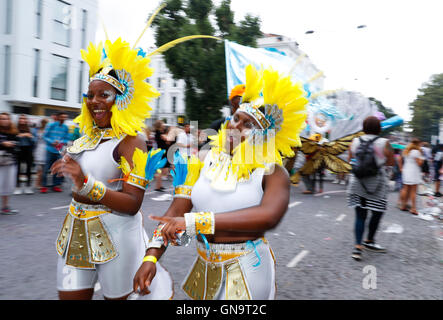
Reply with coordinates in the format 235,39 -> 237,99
81,42 -> 106,77
131,148 -> 148,178
133,3 -> 167,49
184,155 -> 204,186
241,65 -> 263,103
148,35 -> 221,57
118,155 -> 132,176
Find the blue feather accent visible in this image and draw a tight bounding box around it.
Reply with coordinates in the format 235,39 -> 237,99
171,151 -> 188,188
145,149 -> 166,182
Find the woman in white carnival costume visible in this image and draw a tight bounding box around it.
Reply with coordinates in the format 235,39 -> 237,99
133,65 -> 309,300
51,38 -> 174,300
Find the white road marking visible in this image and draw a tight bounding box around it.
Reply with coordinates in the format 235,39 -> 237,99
336,214 -> 346,222
51,205 -> 69,210
314,190 -> 346,197
288,201 -> 302,208
287,250 -> 309,268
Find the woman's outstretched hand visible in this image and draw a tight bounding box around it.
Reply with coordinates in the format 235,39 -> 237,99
149,215 -> 186,246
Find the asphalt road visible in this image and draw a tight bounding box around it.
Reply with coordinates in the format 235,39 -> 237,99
1,179 -> 442,300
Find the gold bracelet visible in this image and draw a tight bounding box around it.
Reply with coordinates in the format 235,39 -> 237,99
87,180 -> 107,202
194,211 -> 215,235
143,255 -> 157,264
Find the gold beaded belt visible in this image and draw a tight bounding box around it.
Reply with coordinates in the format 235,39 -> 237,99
55,200 -> 117,269
182,238 -> 268,300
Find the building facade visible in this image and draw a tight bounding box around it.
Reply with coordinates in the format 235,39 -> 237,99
145,32 -> 324,128
146,53 -> 186,127
0,0 -> 98,121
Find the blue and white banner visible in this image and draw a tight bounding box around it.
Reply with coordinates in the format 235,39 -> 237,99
224,39 -> 323,98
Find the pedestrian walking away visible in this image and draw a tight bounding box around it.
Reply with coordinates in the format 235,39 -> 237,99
133,64 -> 309,300
14,114 -> 36,195
49,38 -> 173,300
347,116 -> 395,261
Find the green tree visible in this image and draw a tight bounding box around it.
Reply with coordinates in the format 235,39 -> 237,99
152,0 -> 261,127
368,97 -> 401,136
409,74 -> 443,142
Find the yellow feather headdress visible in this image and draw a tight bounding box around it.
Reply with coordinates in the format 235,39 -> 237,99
209,64 -> 309,181
75,2 -> 221,138
75,39 -> 158,138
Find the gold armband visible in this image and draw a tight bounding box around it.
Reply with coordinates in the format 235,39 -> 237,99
127,173 -> 149,190
174,185 -> 193,199
87,180 -> 107,202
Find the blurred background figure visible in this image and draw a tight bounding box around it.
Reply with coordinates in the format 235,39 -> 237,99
0,112 -> 19,215
209,84 -> 245,132
420,142 -> 432,183
153,120 -> 170,192
398,138 -> 424,215
41,112 -> 70,193
392,148 -> 403,192
144,126 -> 154,152
14,114 -> 36,195
176,122 -> 194,159
68,123 -> 81,145
32,118 -> 49,190
433,144 -> 443,197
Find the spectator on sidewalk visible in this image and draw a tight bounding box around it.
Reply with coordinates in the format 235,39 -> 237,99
0,112 -> 19,215
420,142 -> 432,183
398,138 -> 424,215
347,116 -> 394,261
433,144 -> 443,197
33,117 -> 49,190
41,112 -> 70,193
14,114 -> 36,195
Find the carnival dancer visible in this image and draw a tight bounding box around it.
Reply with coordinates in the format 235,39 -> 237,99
50,39 -> 173,300
133,65 -> 309,300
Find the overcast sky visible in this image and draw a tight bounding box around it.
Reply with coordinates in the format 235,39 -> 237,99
96,0 -> 443,121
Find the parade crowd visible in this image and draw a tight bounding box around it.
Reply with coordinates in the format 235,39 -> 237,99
0,112 -> 198,215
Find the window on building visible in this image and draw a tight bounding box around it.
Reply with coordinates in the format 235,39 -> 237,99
5,0 -> 12,34
78,61 -> 84,103
3,46 -> 11,94
50,54 -> 69,101
157,78 -> 162,88
172,96 -> 177,113
173,80 -> 177,87
33,49 -> 40,97
53,0 -> 71,47
157,97 -> 161,112
35,0 -> 42,39
81,9 -> 87,49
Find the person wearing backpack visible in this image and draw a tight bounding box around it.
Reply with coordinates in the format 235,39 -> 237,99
347,116 -> 395,261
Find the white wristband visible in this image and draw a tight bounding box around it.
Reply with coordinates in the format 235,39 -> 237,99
184,212 -> 196,237
77,174 -> 95,196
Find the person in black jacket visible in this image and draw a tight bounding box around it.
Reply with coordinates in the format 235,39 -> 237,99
14,114 -> 36,195
0,112 -> 19,214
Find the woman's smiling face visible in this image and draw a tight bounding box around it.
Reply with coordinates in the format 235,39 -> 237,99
226,110 -> 260,152
86,80 -> 117,128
